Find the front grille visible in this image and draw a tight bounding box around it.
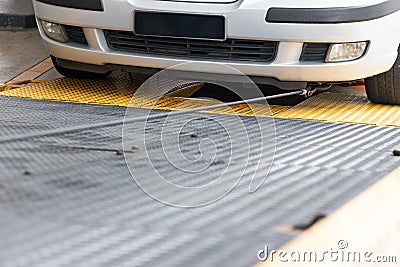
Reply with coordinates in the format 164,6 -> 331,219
300,43 -> 331,62
65,26 -> 88,45
104,30 -> 278,62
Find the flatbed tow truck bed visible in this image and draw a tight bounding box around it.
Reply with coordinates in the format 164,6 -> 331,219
0,74 -> 399,267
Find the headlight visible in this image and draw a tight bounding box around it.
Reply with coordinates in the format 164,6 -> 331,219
41,20 -> 68,43
326,42 -> 368,63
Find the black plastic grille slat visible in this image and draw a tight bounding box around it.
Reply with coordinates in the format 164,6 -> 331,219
300,43 -> 331,62
65,26 -> 88,45
104,30 -> 278,62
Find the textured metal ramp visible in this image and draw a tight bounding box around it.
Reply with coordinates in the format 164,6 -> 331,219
0,77 -> 289,116
1,96 -> 399,267
2,78 -> 400,128
275,92 -> 400,127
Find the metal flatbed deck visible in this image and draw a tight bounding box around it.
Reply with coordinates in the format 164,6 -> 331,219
0,76 -> 399,267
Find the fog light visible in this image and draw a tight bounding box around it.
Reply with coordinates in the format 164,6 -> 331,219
41,20 -> 68,43
326,42 -> 368,62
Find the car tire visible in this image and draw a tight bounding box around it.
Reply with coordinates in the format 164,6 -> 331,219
365,46 -> 400,105
51,56 -> 110,79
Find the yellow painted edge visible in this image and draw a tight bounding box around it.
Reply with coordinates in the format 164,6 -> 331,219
274,92 -> 400,127
2,77 -> 400,127
0,84 -> 22,92
0,80 -> 288,117
254,166 -> 400,267
6,57 -> 53,85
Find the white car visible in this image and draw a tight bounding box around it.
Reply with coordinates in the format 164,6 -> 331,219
33,0 -> 400,104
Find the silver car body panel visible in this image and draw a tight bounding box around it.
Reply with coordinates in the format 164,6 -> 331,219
33,0 -> 400,82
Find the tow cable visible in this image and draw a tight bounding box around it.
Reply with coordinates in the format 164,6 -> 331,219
0,86 -> 321,144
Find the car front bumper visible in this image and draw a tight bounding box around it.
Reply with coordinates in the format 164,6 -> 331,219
33,0 -> 400,83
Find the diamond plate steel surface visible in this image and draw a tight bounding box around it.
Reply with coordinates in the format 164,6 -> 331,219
0,96 -> 399,267
0,76 -> 289,117
275,92 -> 400,127
3,77 -> 400,127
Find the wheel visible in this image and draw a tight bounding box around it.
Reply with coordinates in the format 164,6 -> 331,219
365,46 -> 400,105
51,56 -> 110,79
